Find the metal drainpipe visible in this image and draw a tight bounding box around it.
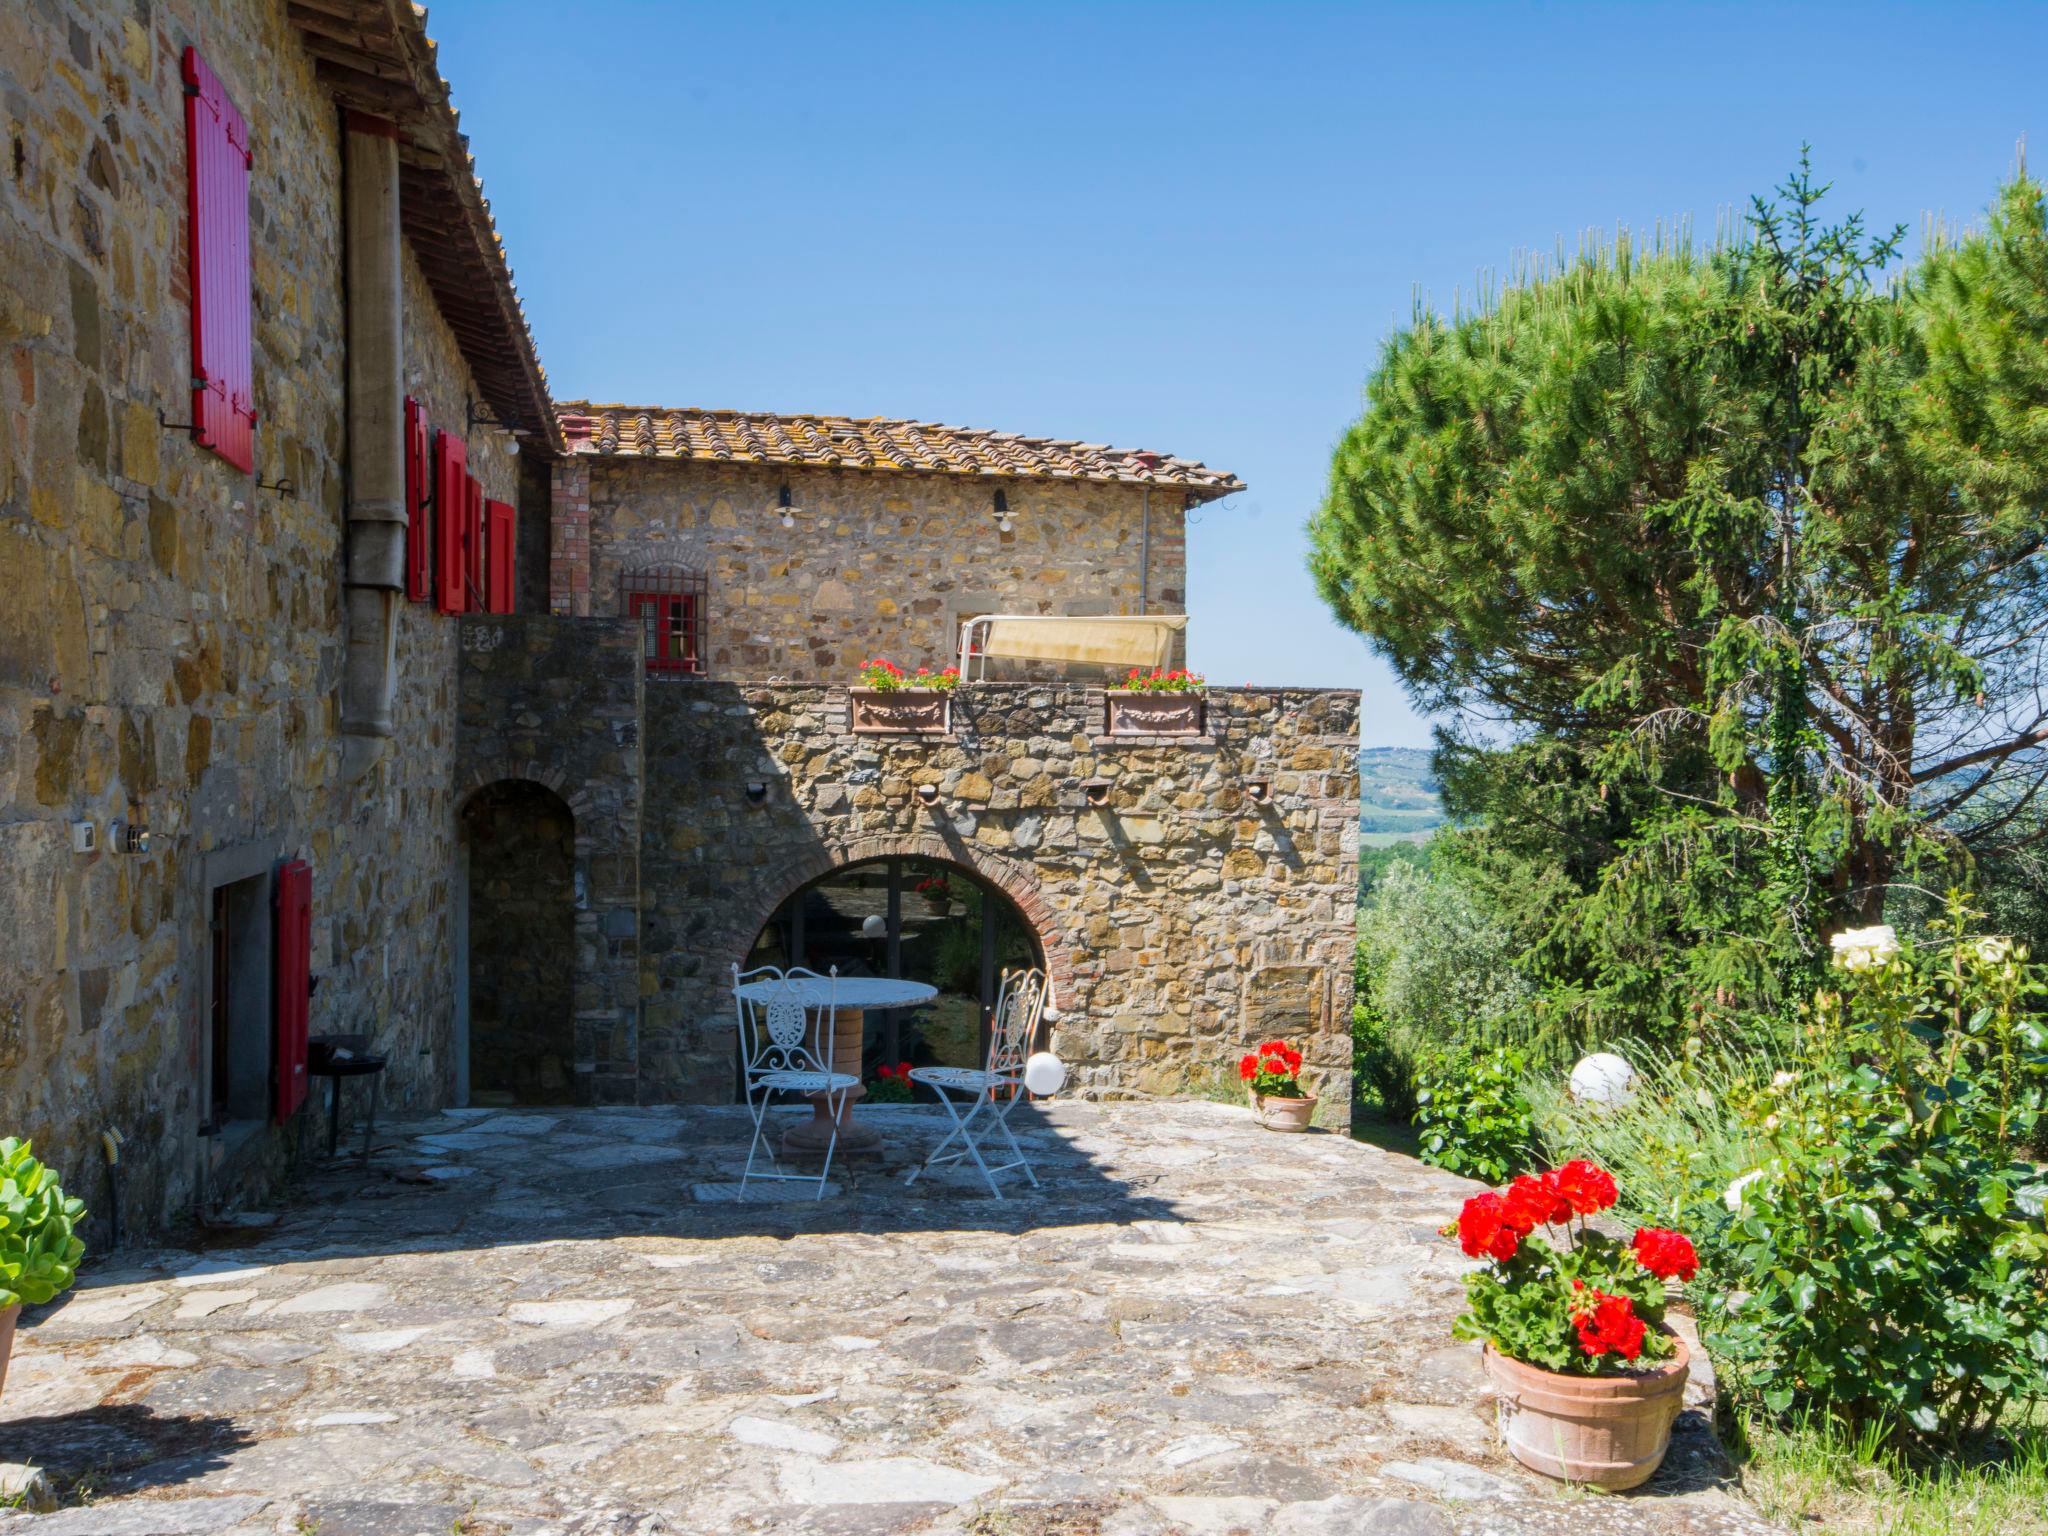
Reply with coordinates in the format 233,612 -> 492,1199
339,115 -> 405,782
1139,487 -> 1151,613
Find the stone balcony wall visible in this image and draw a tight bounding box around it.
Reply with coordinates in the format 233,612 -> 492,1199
641,681 -> 1361,1120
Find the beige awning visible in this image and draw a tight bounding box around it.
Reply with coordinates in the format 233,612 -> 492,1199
967,614 -> 1188,670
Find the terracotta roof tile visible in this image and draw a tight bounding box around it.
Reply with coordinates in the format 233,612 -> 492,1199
553,404 -> 1245,502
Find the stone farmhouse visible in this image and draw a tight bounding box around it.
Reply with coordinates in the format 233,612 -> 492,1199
1,0 -> 1361,1234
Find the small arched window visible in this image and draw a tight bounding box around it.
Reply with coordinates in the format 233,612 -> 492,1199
622,565 -> 708,677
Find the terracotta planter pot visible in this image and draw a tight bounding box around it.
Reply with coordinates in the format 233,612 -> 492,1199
0,1303 -> 18,1403
1249,1090 -> 1316,1131
1482,1330 -> 1689,1490
1106,691 -> 1205,736
850,688 -> 951,735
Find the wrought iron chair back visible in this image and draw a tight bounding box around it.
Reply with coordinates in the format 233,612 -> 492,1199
733,964 -> 838,1083
986,967 -> 1047,1085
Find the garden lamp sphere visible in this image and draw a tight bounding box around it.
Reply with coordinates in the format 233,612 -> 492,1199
1570,1052 -> 1636,1108
860,914 -> 887,940
1023,1051 -> 1066,1096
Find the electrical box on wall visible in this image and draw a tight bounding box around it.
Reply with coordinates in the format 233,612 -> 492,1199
70,821 -> 96,854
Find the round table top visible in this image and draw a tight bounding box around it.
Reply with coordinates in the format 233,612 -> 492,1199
734,974 -> 939,1009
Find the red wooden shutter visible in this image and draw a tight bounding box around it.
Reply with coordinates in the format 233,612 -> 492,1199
464,474 -> 485,613
434,431 -> 466,614
182,46 -> 255,473
404,398 -> 431,602
485,498 -> 516,613
273,859 -> 312,1124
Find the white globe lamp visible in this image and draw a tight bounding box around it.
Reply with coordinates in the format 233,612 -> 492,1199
1570,1052 -> 1636,1108
1023,1051 -> 1067,1097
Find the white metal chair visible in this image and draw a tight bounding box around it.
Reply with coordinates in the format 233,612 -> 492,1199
907,967 -> 1048,1199
733,964 -> 857,1198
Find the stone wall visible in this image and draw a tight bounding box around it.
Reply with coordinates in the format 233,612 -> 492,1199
0,0 -> 519,1234
637,682 -> 1360,1119
571,459 -> 1190,680
454,615 -> 643,1105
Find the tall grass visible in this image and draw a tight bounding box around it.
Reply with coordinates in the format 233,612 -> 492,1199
1522,1042 -> 1774,1228
1733,1409 -> 2048,1536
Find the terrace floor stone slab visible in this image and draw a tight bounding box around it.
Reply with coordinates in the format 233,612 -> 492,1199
0,1102 -> 1781,1535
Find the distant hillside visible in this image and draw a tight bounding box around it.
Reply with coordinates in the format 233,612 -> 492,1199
1358,747 -> 1445,845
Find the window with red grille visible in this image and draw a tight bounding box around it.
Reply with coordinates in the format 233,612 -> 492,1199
623,567 -> 708,675
404,398 -> 431,602
433,431 -> 466,614
485,499 -> 516,614
182,46 -> 255,473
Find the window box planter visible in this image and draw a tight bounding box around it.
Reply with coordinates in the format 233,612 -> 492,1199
850,688 -> 951,735
1107,691 -> 1205,736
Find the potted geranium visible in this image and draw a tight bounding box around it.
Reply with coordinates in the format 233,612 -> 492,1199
867,1060 -> 915,1104
0,1138 -> 86,1402
1107,667 -> 1205,736
850,657 -> 960,734
1238,1039 -> 1316,1131
1446,1160 -> 1695,1490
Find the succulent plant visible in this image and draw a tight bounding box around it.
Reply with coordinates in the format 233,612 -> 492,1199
0,1138 -> 86,1308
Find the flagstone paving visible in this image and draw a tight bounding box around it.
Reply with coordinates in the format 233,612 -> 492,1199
0,1102 -> 1779,1535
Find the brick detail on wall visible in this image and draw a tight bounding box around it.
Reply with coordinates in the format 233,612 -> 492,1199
549,456 -> 591,617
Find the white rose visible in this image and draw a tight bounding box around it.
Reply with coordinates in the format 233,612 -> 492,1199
1724,1166 -> 1772,1212
1830,925 -> 1900,970
1970,936 -> 2013,965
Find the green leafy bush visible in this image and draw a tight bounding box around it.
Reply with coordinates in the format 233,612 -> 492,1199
1411,1044 -> 1537,1183
0,1138 -> 86,1308
1351,1003 -> 1423,1121
1699,897 -> 2048,1445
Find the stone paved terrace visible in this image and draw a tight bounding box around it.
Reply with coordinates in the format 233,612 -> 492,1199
0,1104 -> 1779,1536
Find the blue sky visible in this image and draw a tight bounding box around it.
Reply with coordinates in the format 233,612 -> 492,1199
429,1 -> 2046,749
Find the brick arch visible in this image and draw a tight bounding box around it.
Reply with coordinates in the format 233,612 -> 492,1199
721,834 -> 1078,1005
458,764 -> 593,860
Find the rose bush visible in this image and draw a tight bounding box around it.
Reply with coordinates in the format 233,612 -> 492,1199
1446,1158 -> 1691,1375
1696,894 -> 2048,1444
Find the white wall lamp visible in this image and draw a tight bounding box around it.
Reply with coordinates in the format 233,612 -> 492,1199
777,484 -> 796,529
916,784 -> 940,808
993,489 -> 1012,534
1243,777 -> 1271,805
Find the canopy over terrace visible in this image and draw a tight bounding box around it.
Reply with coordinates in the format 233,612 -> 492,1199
958,614 -> 1190,680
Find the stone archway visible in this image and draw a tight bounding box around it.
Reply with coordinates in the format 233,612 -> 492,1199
719,834 -> 1078,1009
459,779 -> 576,1104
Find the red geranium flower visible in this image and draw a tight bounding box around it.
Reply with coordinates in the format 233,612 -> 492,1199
1553,1159 -> 1619,1215
1632,1227 -> 1699,1282
1571,1289 -> 1646,1361
1501,1172 -> 1571,1234
1238,1053 -> 1259,1081
1454,1192 -> 1519,1263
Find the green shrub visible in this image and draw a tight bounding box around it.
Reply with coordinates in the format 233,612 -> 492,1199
1698,896 -> 2048,1446
1356,860 -> 1534,1051
1411,1043 -> 1537,1183
0,1138 -> 86,1308
1352,1003 -> 1423,1121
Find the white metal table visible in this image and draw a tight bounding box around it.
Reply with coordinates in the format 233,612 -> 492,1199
736,975 -> 938,1150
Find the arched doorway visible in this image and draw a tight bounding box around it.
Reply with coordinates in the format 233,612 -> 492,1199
460,779 -> 576,1104
745,855 -> 1043,1085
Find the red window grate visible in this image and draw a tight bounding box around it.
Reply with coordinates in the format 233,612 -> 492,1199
183,46 -> 255,472
623,566 -> 708,676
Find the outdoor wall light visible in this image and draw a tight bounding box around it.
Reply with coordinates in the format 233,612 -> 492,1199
776,484 -> 797,529
916,783 -> 940,807
1080,778 -> 1113,807
109,818 -> 151,855
743,779 -> 770,805
993,489 -> 1012,534
1243,777 -> 1271,804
